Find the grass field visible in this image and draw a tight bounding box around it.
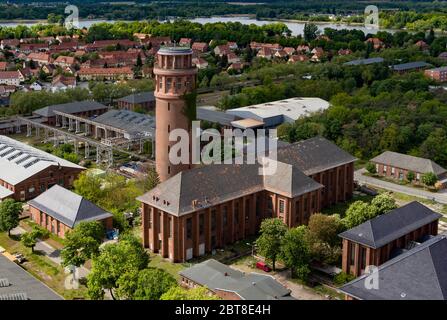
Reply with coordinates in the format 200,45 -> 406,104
0,231 -> 89,299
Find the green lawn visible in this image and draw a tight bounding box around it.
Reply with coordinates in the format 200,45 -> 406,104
0,231 -> 89,299
321,193 -> 374,217
148,253 -> 187,280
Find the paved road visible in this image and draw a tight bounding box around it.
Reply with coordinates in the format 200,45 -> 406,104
355,169 -> 447,204
10,226 -> 90,278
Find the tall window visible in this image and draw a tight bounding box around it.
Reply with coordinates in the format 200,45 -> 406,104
360,247 -> 367,270
199,214 -> 204,236
350,242 -> 356,266
211,210 -> 216,231
168,217 -> 172,238
186,218 -> 192,239
279,199 -> 285,215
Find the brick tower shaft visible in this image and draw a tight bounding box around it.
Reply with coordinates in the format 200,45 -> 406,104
154,47 -> 197,182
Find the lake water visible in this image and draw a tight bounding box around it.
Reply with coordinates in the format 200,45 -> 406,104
0,16 -> 390,35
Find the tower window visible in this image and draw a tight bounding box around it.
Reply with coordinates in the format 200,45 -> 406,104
168,166 -> 170,174
168,103 -> 170,111
168,125 -> 170,132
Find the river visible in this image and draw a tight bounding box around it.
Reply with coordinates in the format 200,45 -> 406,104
0,16 -> 391,35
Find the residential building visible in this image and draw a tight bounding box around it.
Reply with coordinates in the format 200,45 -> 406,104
338,49 -> 352,56
0,135 -> 84,202
117,91 -> 155,112
180,259 -> 295,300
365,37 -> 384,50
191,42 -> 209,53
179,38 -> 192,47
28,185 -> 113,238
425,66 -> 447,82
26,52 -> 51,65
77,67 -> 134,81
415,40 -> 429,51
370,151 -> 447,185
296,45 -> 310,53
0,71 -> 24,86
0,253 -> 62,300
53,55 -> 76,68
257,47 -> 273,60
0,62 -> 8,71
339,201 -> 441,277
288,55 -> 308,63
227,52 -> 240,64
214,45 -> 231,57
283,47 -> 296,56
192,57 -> 209,69
138,136 -> 356,262
51,74 -> 76,92
340,233 -> 447,300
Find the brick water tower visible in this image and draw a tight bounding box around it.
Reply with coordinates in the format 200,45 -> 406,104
153,46 -> 198,182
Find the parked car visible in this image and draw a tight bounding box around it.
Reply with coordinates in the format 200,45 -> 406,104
13,252 -> 26,264
256,261 -> 272,272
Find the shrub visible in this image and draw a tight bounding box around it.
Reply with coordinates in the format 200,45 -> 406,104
365,162 -> 377,174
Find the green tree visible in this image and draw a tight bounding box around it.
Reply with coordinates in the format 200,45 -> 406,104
160,286 -> 218,300
0,199 -> 22,237
256,218 -> 287,271
366,162 -> 377,174
308,213 -> 344,247
280,226 -> 311,280
421,172 -> 438,187
20,226 -> 47,253
87,234 -> 149,300
343,201 -> 377,228
61,221 -> 105,268
135,268 -> 177,300
73,171 -> 103,203
303,23 -> 319,42
406,171 -> 415,183
370,193 -> 397,215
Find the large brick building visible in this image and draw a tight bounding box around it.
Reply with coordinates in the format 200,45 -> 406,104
370,151 -> 447,186
425,66 -> 447,82
339,201 -> 441,277
138,137 -> 356,262
28,185 -> 113,238
0,135 -> 84,201
340,233 -> 447,300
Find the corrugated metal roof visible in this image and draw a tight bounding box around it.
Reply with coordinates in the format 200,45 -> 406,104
92,109 -> 154,138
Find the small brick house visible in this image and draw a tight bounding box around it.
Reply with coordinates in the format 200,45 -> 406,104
339,201 -> 441,277
370,151 -> 447,186
28,185 -> 113,238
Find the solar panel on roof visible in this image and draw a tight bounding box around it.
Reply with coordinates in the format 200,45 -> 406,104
15,154 -> 32,164
0,292 -> 28,300
7,151 -> 23,161
0,148 -> 14,157
0,278 -> 10,287
23,158 -> 40,168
